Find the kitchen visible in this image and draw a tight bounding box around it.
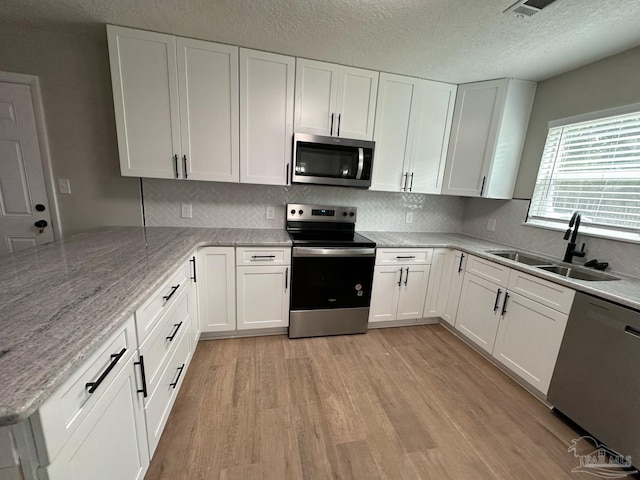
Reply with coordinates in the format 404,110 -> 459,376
1,0 -> 640,479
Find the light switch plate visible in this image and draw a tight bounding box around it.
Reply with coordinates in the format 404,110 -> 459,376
181,204 -> 192,219
405,212 -> 413,224
487,218 -> 497,232
58,178 -> 71,194
266,206 -> 275,220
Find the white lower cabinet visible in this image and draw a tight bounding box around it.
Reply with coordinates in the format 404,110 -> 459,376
236,266 -> 290,330
369,249 -> 432,325
440,250 -> 466,325
423,248 -> 450,318
197,247 -> 236,332
40,354 -> 148,480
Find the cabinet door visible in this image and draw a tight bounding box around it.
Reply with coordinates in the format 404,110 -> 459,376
188,255 -> 200,347
408,80 -> 457,194
335,66 -> 378,140
240,49 -> 295,186
197,247 -> 236,332
493,292 -> 568,394
177,38 -> 239,182
441,250 -> 466,326
368,266 -> 403,323
370,73 -> 417,192
397,264 -> 431,321
294,59 -> 339,136
41,356 -> 149,480
107,26 -> 181,179
455,272 -> 502,353
441,79 -> 505,197
236,266 -> 290,330
423,248 -> 450,318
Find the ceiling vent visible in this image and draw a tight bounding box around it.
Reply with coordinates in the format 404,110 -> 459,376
504,0 -> 558,17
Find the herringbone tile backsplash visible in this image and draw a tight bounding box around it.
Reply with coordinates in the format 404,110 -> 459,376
142,179 -> 466,232
462,198 -> 640,278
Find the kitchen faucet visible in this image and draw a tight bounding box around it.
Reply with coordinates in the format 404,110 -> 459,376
563,211 -> 586,263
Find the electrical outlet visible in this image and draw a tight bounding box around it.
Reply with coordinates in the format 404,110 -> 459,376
487,218 -> 496,232
266,206 -> 275,220
58,178 -> 71,194
181,204 -> 192,219
405,211 -> 413,224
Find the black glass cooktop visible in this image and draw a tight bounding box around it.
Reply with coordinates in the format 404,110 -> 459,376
288,231 -> 375,248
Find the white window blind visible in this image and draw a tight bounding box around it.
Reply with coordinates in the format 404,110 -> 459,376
529,109 -> 640,234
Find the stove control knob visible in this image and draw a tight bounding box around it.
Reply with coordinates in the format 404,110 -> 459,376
349,212 -> 355,217
290,209 -> 296,215
298,209 -> 304,215
342,211 -> 348,217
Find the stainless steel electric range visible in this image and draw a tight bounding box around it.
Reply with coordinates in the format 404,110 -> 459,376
286,203 -> 376,339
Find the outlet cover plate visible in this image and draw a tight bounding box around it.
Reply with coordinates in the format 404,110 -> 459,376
181,204 -> 193,219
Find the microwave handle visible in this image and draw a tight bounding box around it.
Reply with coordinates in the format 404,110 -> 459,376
356,148 -> 364,180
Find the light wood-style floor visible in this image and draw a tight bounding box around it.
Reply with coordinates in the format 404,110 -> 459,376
145,325 -> 609,479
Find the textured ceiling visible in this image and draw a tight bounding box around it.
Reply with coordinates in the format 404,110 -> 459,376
1,0 -> 640,83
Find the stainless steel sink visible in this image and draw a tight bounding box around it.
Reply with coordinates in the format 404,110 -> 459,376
536,265 -> 620,281
487,250 -> 555,266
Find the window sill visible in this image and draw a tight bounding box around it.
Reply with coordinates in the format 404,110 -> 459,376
523,219 -> 640,245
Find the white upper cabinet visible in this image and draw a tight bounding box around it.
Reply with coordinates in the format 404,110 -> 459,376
240,49 -> 295,186
108,26 -> 239,182
294,59 -> 378,140
107,26 -> 181,179
441,78 -> 536,198
177,38 -> 239,182
371,73 -> 456,194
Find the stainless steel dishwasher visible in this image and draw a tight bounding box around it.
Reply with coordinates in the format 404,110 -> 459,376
548,292 -> 640,465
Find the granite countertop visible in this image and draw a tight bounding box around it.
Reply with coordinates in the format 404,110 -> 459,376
1,226 -> 639,426
0,226 -> 291,426
361,231 -> 640,312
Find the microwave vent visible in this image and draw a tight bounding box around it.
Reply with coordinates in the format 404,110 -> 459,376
504,0 -> 558,17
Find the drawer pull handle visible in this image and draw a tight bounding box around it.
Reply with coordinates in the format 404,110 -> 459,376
493,288 -> 502,312
163,284 -> 180,303
501,292 -> 510,316
398,268 -> 403,287
166,321 -> 183,342
404,267 -> 409,286
134,355 -> 148,398
86,348 -> 127,394
170,364 -> 185,389
396,256 -> 416,259
625,325 -> 640,339
458,253 -> 465,273
251,255 -> 276,261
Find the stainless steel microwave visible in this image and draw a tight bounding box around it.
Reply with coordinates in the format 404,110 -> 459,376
292,133 -> 374,188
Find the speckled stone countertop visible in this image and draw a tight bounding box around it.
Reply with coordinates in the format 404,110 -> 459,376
361,231 -> 640,312
0,226 -> 291,426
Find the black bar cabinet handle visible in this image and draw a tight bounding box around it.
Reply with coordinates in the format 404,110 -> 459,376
404,267 -> 409,286
286,162 -> 290,184
402,172 -> 408,191
170,364 -> 185,388
134,355 -> 148,398
190,256 -> 196,282
458,253 -> 465,273
409,172 -> 414,192
251,255 -> 276,260
396,256 -> 416,259
166,321 -> 183,342
163,284 -> 180,303
501,292 -> 510,316
337,113 -> 341,137
285,267 -> 288,290
86,348 -> 127,394
397,268 -> 403,287
480,176 -> 486,196
183,155 -> 188,179
330,113 -> 335,136
625,325 -> 640,339
174,154 -> 179,179
493,288 -> 502,312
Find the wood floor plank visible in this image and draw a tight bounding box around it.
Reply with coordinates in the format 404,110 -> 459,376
146,326 -> 606,480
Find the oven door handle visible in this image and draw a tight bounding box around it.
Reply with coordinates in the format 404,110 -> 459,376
356,148 -> 364,180
293,247 -> 376,257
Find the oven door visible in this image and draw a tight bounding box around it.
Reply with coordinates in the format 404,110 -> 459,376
292,134 -> 373,188
290,247 -> 375,310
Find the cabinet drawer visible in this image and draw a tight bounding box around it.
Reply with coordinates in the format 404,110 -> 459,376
135,261 -> 189,344
139,284 -> 190,401
236,247 -> 291,265
144,318 -> 191,456
508,269 -> 575,315
465,255 -> 510,288
376,248 -> 432,265
32,316 -> 137,465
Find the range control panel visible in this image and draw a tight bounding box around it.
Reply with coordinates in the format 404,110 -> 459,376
286,204 -> 357,223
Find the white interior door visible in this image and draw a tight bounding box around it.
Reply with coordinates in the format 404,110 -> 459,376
0,81 -> 54,254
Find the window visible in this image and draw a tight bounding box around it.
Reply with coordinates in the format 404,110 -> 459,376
527,104 -> 640,241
